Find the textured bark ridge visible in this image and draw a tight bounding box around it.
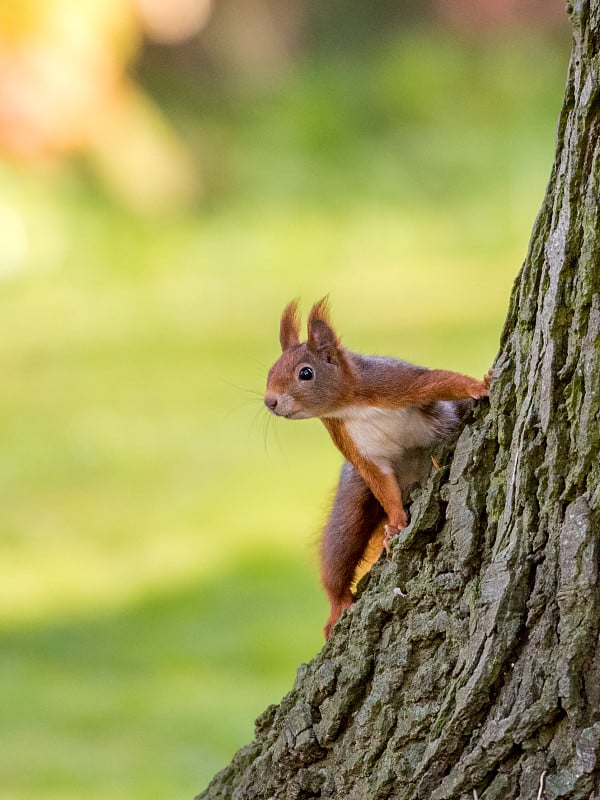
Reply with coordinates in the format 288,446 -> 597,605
198,4 -> 600,798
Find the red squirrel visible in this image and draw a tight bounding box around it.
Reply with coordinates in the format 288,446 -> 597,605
264,298 -> 491,639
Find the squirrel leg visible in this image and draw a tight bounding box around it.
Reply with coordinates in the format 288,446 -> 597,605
355,462 -> 408,557
321,461 -> 384,639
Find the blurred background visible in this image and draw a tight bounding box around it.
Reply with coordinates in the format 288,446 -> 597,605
0,1 -> 569,798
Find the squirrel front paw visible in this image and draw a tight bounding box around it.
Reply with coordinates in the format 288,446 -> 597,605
383,515 -> 408,556
468,373 -> 491,399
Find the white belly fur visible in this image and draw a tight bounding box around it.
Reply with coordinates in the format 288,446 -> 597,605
339,404 -> 451,472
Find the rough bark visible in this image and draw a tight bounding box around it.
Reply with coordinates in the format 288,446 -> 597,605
198,4 -> 600,798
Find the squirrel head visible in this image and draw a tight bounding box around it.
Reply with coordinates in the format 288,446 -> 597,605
264,298 -> 353,419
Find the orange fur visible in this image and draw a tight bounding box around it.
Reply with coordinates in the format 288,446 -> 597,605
323,418 -> 407,529
279,299 -> 301,351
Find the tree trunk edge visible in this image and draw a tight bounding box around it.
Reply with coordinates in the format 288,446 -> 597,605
197,5 -> 600,799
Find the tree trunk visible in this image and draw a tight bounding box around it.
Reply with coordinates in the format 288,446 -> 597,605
198,4 -> 600,798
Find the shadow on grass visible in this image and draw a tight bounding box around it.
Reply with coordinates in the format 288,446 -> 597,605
0,552 -> 324,800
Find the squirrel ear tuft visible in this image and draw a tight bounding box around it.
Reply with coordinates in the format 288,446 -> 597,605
279,299 -> 301,351
307,297 -> 339,355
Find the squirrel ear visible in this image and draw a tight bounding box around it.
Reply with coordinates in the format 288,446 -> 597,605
307,297 -> 339,357
279,299 -> 301,351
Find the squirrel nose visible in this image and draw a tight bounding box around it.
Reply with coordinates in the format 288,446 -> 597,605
264,395 -> 278,411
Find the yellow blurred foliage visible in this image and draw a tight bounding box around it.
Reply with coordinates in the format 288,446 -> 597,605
0,0 -> 200,210
0,0 -> 137,156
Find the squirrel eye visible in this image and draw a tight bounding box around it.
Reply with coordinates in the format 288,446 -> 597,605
298,366 -> 314,381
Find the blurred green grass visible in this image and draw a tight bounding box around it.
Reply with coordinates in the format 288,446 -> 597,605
0,32 -> 567,799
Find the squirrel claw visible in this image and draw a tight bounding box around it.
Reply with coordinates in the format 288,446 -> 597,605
383,522 -> 406,557
470,374 -> 491,399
